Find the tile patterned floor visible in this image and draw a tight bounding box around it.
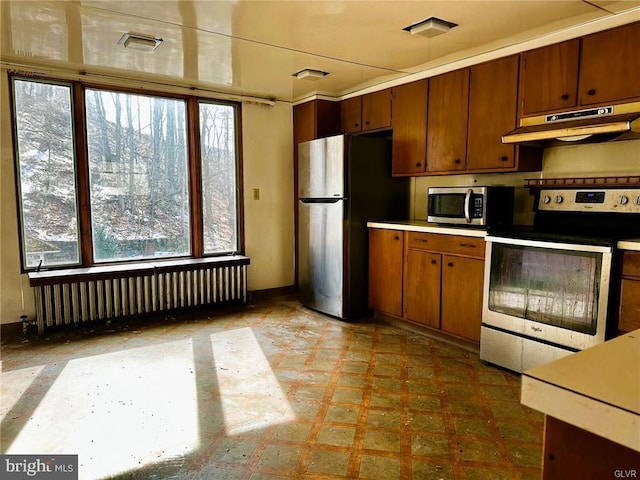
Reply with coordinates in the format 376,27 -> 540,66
1,294 -> 544,479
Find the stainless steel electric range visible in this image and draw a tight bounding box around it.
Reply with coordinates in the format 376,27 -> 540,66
480,177 -> 640,373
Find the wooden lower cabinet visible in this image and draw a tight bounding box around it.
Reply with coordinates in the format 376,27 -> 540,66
404,249 -> 441,328
368,228 -> 404,317
617,250 -> 640,334
368,227 -> 485,344
542,416 -> 640,479
441,255 -> 484,342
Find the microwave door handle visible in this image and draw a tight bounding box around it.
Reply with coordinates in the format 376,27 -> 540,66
464,189 -> 472,223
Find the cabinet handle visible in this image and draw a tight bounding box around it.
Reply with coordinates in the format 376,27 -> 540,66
414,239 -> 428,243
454,159 -> 461,165
431,259 -> 437,265
587,89 -> 596,96
354,123 -> 359,127
500,155 -> 508,162
447,262 -> 454,267
365,121 -> 370,125
459,243 -> 477,248
561,93 -> 569,101
415,162 -> 422,167
394,235 -> 399,240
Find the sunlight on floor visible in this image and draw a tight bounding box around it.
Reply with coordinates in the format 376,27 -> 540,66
1,364 -> 45,418
211,327 -> 296,435
4,340 -> 200,479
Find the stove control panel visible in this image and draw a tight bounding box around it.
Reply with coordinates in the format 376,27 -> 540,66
537,188 -> 640,213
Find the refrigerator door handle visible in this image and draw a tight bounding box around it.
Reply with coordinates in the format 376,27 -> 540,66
300,198 -> 343,204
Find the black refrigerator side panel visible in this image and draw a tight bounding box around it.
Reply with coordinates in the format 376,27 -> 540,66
346,136 -> 409,319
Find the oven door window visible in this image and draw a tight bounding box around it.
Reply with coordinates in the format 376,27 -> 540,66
488,243 -> 601,335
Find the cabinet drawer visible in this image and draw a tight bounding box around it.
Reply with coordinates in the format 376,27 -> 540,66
621,251 -> 640,278
407,232 -> 485,259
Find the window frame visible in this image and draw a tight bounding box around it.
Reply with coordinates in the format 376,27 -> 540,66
10,74 -> 244,273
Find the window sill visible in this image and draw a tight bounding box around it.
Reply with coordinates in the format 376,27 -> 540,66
28,255 -> 250,286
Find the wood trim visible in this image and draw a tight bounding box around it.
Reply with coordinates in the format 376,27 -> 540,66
235,103 -> 246,255
73,82 -> 94,266
187,97 -> 203,257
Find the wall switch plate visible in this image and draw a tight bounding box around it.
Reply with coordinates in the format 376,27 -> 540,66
253,188 -> 260,200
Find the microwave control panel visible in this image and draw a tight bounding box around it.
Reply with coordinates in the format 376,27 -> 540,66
537,188 -> 640,214
472,195 -> 484,218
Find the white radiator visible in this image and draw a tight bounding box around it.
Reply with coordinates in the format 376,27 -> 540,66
31,259 -> 249,332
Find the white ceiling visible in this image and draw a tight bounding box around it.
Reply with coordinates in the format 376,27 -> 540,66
1,1 -> 639,103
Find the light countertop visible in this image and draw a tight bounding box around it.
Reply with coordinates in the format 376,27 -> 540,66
367,221 -> 640,250
618,238 -> 640,251
521,329 -> 640,452
366,220 -> 487,238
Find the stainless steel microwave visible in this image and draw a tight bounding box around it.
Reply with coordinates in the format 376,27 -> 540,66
427,186 -> 515,226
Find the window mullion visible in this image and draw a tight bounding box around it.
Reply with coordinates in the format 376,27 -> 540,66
188,97 -> 203,257
73,82 -> 94,266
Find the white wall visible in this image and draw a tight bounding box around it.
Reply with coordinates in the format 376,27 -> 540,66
0,72 -> 295,325
0,72 -> 31,325
241,101 -> 294,291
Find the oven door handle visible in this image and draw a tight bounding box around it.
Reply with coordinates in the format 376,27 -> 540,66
485,235 -> 613,254
464,189 -> 472,223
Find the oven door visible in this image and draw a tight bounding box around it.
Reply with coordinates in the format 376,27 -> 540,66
481,236 -> 612,371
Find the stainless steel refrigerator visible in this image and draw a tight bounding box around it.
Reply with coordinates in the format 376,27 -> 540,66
298,134 -> 409,320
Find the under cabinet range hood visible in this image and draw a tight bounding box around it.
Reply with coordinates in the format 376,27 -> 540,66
502,103 -> 640,147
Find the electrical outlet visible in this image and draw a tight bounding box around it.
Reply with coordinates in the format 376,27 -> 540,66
253,188 -> 260,200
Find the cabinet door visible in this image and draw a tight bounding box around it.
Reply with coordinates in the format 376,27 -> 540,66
619,279 -> 640,334
579,22 -> 640,106
426,69 -> 469,172
391,80 -> 428,175
441,255 -> 484,342
293,101 -> 317,145
368,229 -> 404,317
315,100 -> 341,138
341,97 -> 362,133
404,250 -> 441,328
362,88 -> 392,131
467,56 -> 519,170
520,39 -> 580,115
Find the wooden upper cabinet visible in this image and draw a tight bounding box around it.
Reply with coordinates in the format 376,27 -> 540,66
362,88 -> 392,131
426,68 -> 469,173
293,99 -> 340,144
520,39 -> 580,115
341,89 -> 392,134
391,80 -> 428,176
340,96 -> 362,133
579,22 -> 640,106
293,101 -> 317,145
467,56 -> 519,171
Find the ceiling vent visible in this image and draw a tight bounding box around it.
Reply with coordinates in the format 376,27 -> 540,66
118,33 -> 163,51
403,17 -> 458,38
293,69 -> 329,80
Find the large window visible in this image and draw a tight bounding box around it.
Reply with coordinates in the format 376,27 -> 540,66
12,78 -> 240,270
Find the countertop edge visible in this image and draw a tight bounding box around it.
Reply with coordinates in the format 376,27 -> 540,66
367,221 -> 487,238
618,239 -> 640,251
521,374 -> 640,452
367,222 -> 640,249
